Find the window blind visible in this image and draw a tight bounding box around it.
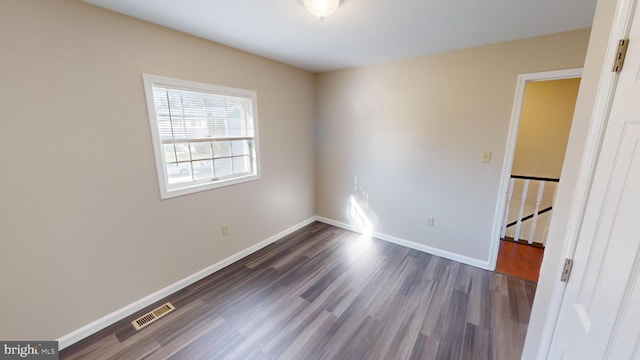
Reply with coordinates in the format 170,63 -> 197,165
143,74 -> 260,198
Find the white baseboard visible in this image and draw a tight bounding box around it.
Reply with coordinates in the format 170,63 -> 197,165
314,216 -> 491,270
57,216 -> 317,350
59,215 -> 491,350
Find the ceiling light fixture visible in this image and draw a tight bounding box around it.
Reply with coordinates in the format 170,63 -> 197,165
303,0 -> 340,21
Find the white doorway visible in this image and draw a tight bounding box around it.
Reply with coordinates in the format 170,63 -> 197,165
489,68 -> 583,273
520,0 -> 639,356
546,1 -> 640,357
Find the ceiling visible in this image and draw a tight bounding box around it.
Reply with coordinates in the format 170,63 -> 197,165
83,0 -> 597,73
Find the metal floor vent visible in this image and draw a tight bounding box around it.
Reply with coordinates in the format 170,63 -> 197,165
132,302 -> 175,331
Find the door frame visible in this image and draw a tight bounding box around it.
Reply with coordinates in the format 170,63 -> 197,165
520,0 -> 638,357
488,67 -> 583,271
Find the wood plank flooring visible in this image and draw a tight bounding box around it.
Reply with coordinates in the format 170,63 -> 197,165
495,239 -> 544,282
60,222 -> 536,360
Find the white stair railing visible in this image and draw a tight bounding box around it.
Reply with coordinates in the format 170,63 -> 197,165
501,175 -> 559,246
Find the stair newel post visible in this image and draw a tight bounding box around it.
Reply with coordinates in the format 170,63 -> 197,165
501,178 -> 516,238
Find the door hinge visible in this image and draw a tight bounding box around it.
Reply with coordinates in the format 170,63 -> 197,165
560,258 -> 574,282
612,39 -> 629,72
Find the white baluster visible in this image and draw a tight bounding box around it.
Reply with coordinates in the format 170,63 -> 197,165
542,210 -> 552,247
528,181 -> 545,245
542,182 -> 559,246
501,178 -> 516,238
514,179 -> 530,242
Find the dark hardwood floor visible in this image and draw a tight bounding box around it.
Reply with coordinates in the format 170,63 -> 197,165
60,222 -> 536,360
495,239 -> 544,283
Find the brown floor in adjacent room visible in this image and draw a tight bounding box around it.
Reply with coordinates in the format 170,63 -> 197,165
61,222 -> 536,360
495,239 -> 544,283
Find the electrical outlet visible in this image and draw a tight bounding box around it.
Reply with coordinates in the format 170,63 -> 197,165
427,217 -> 435,227
222,225 -> 230,236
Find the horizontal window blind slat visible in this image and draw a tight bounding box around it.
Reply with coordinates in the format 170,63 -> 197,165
161,136 -> 254,144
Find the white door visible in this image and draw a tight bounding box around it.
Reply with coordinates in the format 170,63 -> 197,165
548,4 -> 640,359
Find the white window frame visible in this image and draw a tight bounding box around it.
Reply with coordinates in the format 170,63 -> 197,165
142,74 -> 261,199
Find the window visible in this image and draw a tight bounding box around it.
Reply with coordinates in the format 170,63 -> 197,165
143,74 -> 260,199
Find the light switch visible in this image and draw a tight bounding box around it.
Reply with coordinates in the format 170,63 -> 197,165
481,151 -> 492,163
427,217 -> 435,227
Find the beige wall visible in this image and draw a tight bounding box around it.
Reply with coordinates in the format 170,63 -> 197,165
315,29 -> 590,263
512,78 -> 581,179
0,0 -> 315,341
